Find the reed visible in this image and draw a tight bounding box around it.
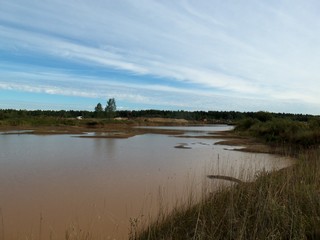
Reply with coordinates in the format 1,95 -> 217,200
133,116 -> 320,239
132,148 -> 320,239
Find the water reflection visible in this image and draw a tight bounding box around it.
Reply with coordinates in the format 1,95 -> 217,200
0,126 -> 292,239
93,138 -> 117,163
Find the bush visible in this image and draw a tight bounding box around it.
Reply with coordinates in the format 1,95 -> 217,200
235,118 -> 259,131
235,117 -> 320,149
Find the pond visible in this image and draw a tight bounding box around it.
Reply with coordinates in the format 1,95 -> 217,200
0,125 -> 292,239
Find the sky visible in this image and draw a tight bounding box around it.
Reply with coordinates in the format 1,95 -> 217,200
1,0 -> 320,114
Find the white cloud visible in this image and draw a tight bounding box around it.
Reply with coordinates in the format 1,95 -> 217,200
1,0 -> 320,112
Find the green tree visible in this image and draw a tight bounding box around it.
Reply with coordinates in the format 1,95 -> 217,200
255,111 -> 273,122
105,98 -> 116,118
94,102 -> 103,118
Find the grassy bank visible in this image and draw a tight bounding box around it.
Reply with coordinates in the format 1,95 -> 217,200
0,115 -> 194,130
132,117 -> 320,239
0,117 -> 192,138
0,116 -> 133,128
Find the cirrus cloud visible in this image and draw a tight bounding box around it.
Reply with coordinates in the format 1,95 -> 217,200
1,0 -> 320,113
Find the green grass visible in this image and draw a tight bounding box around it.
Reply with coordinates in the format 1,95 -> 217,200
0,116 -> 80,127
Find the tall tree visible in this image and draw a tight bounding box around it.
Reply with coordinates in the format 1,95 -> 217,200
94,102 -> 103,118
105,98 -> 116,118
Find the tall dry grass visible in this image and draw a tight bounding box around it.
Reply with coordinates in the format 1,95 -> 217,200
132,149 -> 320,239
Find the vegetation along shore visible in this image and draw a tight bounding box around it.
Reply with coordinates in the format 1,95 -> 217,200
131,112 -> 320,240
1,109 -> 320,239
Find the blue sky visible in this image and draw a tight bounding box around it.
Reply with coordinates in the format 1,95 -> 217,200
1,0 -> 320,113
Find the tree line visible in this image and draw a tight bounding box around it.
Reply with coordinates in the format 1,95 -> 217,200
0,98 -> 318,122
0,107 -> 317,123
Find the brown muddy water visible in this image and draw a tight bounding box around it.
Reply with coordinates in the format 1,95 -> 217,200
0,125 -> 292,239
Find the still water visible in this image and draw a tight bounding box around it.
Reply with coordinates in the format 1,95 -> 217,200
0,125 -> 291,239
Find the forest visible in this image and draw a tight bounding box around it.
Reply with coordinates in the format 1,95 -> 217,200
0,108 -> 316,123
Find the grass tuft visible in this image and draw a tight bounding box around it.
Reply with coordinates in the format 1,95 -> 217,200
133,149 -> 320,240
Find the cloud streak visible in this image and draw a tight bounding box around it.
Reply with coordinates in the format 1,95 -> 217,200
1,0 -> 320,113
